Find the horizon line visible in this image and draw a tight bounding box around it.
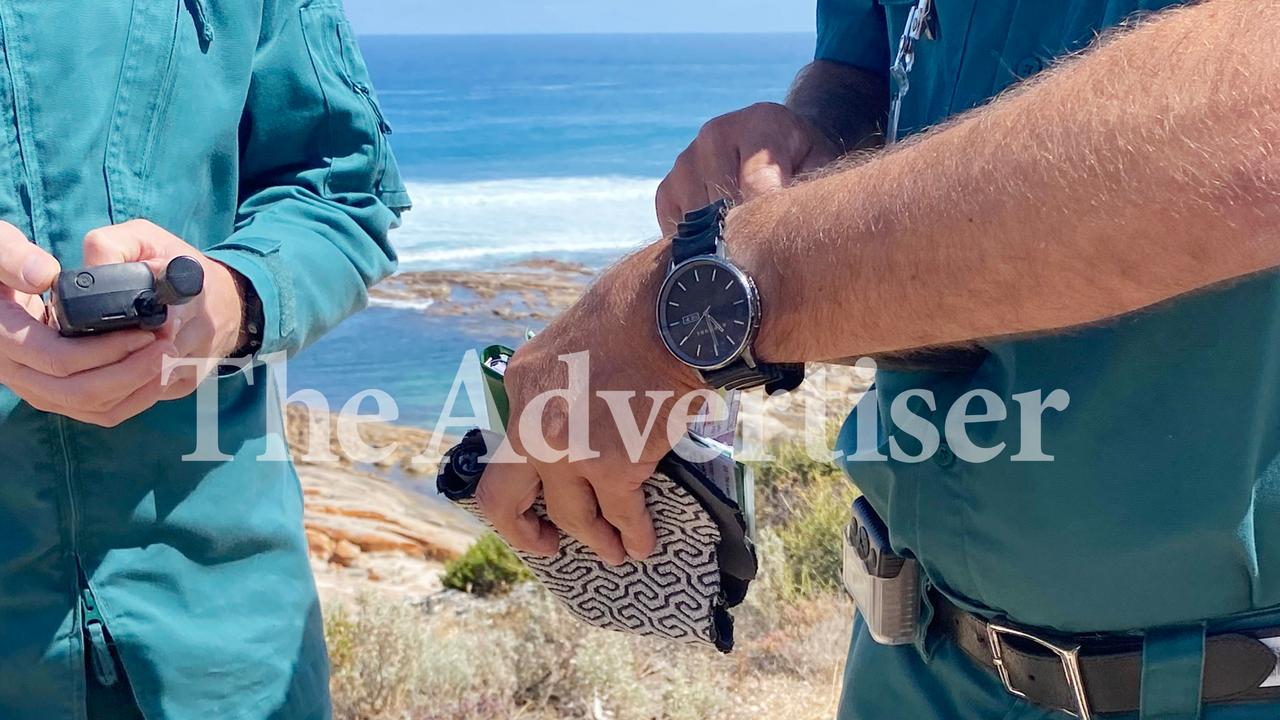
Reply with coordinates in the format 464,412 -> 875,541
354,30 -> 814,38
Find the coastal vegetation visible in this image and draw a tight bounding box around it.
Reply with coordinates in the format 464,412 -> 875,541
321,427 -> 859,720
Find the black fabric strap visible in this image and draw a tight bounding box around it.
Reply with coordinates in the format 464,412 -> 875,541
702,361 -> 805,394
935,596 -> 1280,715
672,198 -> 729,264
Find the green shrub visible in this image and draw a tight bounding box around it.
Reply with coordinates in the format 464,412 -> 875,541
775,470 -> 856,598
751,429 -> 859,600
442,532 -> 533,596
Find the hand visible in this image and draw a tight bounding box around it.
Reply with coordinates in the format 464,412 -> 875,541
476,245 -> 705,564
0,222 -> 172,426
656,102 -> 841,238
81,219 -> 246,406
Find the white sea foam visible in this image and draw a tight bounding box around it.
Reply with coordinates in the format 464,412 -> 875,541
368,296 -> 436,312
391,176 -> 661,271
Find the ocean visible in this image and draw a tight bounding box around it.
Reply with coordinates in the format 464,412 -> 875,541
290,33 -> 814,428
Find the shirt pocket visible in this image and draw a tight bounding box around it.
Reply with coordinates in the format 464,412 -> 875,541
299,4 -> 406,206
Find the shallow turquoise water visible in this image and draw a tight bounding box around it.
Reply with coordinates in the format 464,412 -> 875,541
290,33 -> 813,428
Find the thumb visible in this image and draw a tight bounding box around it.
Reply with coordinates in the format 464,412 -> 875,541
0,221 -> 59,294
738,148 -> 790,202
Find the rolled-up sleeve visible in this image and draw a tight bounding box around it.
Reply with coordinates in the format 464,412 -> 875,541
816,0 -> 890,76
205,0 -> 410,358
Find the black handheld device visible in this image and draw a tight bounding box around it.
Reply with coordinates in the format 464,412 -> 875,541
49,256 -> 204,337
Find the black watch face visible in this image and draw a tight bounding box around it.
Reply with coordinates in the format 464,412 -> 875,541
657,257 -> 757,370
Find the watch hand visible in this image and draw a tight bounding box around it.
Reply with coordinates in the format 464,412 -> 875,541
708,314 -> 731,355
679,312 -> 707,346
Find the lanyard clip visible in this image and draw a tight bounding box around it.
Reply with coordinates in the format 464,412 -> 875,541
887,0 -> 934,144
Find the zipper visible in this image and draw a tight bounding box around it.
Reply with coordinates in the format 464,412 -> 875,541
354,83 -> 391,135
0,8 -> 107,696
188,0 -> 215,46
78,569 -> 119,688
353,82 -> 389,188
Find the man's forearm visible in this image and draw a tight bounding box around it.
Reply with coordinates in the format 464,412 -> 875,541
786,60 -> 888,152
732,0 -> 1280,363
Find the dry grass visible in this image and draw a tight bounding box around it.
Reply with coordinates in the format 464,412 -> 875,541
325,434 -> 857,720
326,585 -> 852,720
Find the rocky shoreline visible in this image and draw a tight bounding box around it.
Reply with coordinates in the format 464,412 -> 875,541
289,407 -> 481,602
369,259 -> 593,323
305,262 -> 874,604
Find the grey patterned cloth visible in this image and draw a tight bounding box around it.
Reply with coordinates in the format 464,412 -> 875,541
439,431 -> 755,652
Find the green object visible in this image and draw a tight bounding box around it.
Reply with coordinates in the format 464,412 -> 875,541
441,532 -> 534,597
819,1 -> 1280,718
481,344 -> 515,430
0,2 -> 407,718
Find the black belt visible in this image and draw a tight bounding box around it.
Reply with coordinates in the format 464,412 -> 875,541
936,597 -> 1280,718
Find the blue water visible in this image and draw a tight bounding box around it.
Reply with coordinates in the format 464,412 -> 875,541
290,33 -> 813,428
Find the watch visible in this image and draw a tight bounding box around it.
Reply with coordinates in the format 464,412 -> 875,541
655,199 -> 804,394
228,268 -> 264,359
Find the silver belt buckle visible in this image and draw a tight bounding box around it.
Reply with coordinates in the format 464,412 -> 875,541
986,621 -> 1093,720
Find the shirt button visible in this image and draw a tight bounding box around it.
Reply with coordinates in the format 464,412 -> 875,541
1015,56 -> 1044,77
935,443 -> 956,467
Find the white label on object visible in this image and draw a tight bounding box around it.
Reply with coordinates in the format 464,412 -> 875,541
1261,637 -> 1280,688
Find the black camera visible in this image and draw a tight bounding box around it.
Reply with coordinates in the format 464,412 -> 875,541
49,256 -> 204,337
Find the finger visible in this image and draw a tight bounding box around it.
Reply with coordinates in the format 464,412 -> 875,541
71,387 -> 165,427
157,320 -> 218,402
169,306 -> 205,355
21,292 -> 46,322
5,340 -> 176,414
0,222 -> 59,294
542,472 -> 627,566
82,220 -> 162,266
655,175 -> 686,240
0,301 -> 155,377
693,135 -> 743,206
475,458 -> 560,557
41,367 -> 172,429
0,283 -> 52,322
739,146 -> 790,201
590,471 -> 657,560
656,156 -> 711,239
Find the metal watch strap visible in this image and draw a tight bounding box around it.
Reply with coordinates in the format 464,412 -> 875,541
935,595 -> 1280,718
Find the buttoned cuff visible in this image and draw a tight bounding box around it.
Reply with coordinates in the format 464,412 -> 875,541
205,236 -> 291,358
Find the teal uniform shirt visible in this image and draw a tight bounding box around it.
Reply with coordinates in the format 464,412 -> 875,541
819,1 -> 1280,717
0,1 -> 407,719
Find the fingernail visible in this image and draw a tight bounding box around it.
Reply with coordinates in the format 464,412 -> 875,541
21,254 -> 57,289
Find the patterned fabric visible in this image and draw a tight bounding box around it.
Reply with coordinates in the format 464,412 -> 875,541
454,473 -> 730,650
